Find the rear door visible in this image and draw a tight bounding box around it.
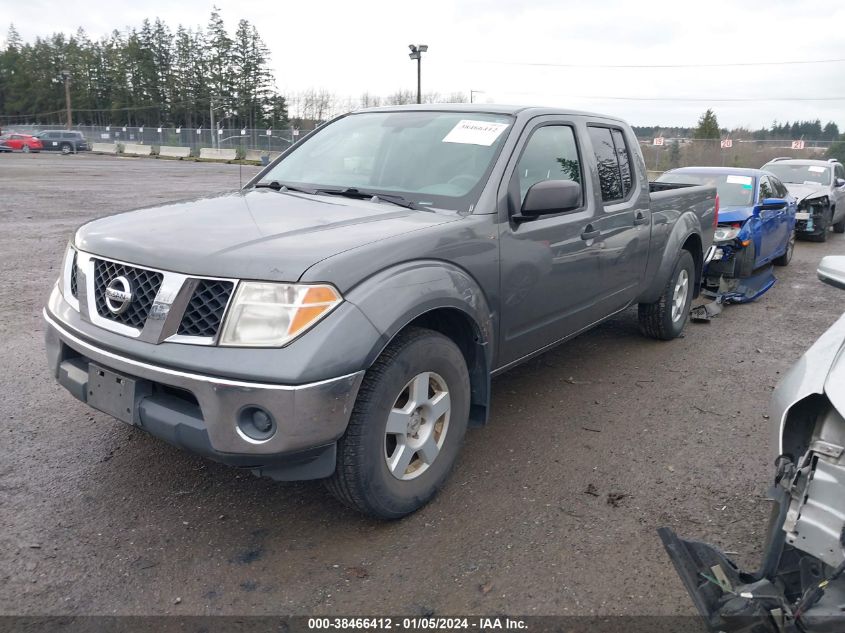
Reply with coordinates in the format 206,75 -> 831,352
497,117 -> 604,367
584,124 -> 651,308
834,163 -> 845,221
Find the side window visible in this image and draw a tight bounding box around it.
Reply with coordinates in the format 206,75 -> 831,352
759,176 -> 774,201
515,125 -> 582,205
771,177 -> 788,198
587,126 -> 626,202
835,164 -> 845,180
611,129 -> 633,196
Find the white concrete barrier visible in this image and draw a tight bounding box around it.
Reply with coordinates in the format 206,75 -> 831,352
91,143 -> 118,154
244,149 -> 266,162
122,143 -> 152,156
159,146 -> 191,159
199,148 -> 237,161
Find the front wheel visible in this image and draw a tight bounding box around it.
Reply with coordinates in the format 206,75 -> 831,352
638,250 -> 695,341
21,144 -> 30,153
325,327 -> 470,519
773,231 -> 796,266
833,215 -> 845,234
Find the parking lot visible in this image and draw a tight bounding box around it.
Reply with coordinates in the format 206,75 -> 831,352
1,152 -> 843,617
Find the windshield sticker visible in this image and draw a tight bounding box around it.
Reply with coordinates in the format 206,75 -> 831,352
442,120 -> 509,146
726,175 -> 753,186
808,166 -> 826,173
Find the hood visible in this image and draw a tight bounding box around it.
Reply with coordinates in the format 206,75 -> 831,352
716,205 -> 755,223
782,182 -> 828,202
74,189 -> 459,282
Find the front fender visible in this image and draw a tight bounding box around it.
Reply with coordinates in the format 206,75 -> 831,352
638,212 -> 703,304
344,260 -> 494,369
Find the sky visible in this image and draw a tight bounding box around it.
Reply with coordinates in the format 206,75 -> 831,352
6,0 -> 845,130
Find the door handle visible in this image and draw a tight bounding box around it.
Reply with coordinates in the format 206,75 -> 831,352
581,225 -> 600,241
634,211 -> 649,225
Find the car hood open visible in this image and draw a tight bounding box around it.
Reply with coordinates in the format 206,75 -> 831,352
74,189 -> 459,282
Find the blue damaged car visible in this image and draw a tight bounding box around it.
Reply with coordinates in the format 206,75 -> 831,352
656,167 -> 797,303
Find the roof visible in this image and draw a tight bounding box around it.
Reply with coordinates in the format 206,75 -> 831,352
665,166 -> 766,177
353,103 -> 623,122
763,158 -> 840,166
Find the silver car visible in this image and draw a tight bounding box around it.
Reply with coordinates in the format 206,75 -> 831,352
762,158 -> 845,241
661,255 -> 845,633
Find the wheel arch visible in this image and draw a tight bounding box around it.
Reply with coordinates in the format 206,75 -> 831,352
345,260 -> 494,427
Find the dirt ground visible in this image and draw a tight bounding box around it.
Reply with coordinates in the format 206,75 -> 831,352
1,152 -> 843,617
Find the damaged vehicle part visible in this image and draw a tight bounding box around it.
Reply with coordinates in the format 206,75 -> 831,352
763,159 -> 845,242
657,167 -> 797,304
660,255 -> 845,633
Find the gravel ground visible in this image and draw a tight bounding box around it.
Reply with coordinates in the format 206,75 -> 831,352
1,152 -> 843,617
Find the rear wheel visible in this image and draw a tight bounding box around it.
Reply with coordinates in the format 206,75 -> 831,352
638,250 -> 695,341
773,231 -> 796,266
325,327 -> 470,519
60,142 -> 73,155
21,144 -> 30,153
833,213 -> 845,234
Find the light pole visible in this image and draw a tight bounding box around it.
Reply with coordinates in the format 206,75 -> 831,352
60,70 -> 72,129
408,44 -> 428,104
470,90 -> 484,104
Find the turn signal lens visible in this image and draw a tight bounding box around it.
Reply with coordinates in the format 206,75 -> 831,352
220,282 -> 342,347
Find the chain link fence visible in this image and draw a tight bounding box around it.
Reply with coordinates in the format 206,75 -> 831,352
4,124 -> 315,156
638,138 -> 834,176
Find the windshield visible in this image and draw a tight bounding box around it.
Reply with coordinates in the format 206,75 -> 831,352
657,171 -> 755,207
257,111 -> 513,211
764,163 -> 831,186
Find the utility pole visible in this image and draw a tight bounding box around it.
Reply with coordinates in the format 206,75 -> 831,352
408,44 -> 428,104
61,70 -> 72,129
210,96 -> 216,150
470,90 -> 484,104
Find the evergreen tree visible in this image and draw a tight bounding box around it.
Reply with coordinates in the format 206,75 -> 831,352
693,109 -> 720,139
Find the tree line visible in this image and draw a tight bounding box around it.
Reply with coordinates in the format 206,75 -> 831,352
0,10 -> 291,129
633,111 -> 841,142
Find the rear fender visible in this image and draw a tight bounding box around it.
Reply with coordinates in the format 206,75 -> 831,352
639,213 -> 704,304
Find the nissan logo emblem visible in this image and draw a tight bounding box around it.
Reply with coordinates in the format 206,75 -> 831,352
104,276 -> 133,315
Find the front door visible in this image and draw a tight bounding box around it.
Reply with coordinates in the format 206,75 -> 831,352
497,119 -> 603,368
757,175 -> 786,265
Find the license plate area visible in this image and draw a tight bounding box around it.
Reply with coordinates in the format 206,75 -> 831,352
87,364 -> 141,424
795,211 -> 811,220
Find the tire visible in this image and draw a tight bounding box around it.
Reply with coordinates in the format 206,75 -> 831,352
804,208 -> 831,242
22,144 -> 30,153
773,231 -> 796,266
833,215 -> 845,234
325,327 -> 470,519
60,143 -> 73,155
638,250 -> 695,341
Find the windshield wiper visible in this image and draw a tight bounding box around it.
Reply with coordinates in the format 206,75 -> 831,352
254,181 -> 318,195
315,188 -> 420,210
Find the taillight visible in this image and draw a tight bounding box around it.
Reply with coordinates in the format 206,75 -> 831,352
713,194 -> 720,227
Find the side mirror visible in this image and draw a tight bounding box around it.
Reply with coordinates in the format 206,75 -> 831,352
818,256 -> 845,290
519,180 -> 581,220
835,178 -> 845,188
758,197 -> 788,211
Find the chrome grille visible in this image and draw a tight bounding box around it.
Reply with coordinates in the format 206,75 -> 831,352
177,280 -> 234,337
93,259 -> 163,329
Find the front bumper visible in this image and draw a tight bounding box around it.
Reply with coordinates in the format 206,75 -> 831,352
45,310 -> 364,480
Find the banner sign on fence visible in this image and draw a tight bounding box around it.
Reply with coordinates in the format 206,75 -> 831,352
218,129 -> 223,135
292,129 -> 300,137
157,127 -> 162,133
176,127 -> 181,133
266,129 -> 272,136
241,129 -> 246,136
720,139 -> 732,149
653,137 -> 664,146
792,140 -> 805,150
197,129 -> 201,135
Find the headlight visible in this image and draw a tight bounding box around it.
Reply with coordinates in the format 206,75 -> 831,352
219,282 -> 342,347
60,243 -> 80,309
713,226 -> 740,243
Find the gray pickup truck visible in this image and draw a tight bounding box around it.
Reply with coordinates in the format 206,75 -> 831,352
45,105 -> 716,518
